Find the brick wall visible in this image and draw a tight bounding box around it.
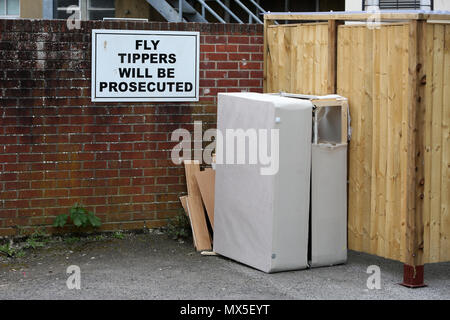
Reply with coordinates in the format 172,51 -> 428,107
0,19 -> 263,237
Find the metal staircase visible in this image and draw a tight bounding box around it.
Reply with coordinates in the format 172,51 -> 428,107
146,0 -> 268,24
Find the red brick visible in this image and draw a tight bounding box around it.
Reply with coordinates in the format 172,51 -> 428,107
215,44 -> 238,52
43,189 -> 68,198
228,36 -> 250,44
18,189 -> 43,199
228,53 -> 250,61
239,61 -> 261,70
119,186 -> 142,195
204,35 -> 227,44
0,210 -> 16,219
217,79 -> 238,87
122,152 -> 145,160
238,44 -> 263,53
70,134 -> 93,143
205,53 -> 228,61
110,143 -> 133,151
95,134 -> 119,142
200,44 -> 215,52
84,143 -> 108,151
18,154 -> 43,162
217,62 -> 239,70
250,36 -> 264,44
239,79 -> 262,87
96,152 -> 119,160
205,70 -> 227,78
17,208 -> 43,218
228,70 -> 249,78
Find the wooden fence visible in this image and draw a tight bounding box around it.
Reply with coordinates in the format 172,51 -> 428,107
264,13 -> 450,266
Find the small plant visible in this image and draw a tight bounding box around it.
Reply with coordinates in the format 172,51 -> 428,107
0,243 -> 15,257
25,237 -> 45,249
53,203 -> 101,229
112,231 -> 125,240
166,210 -> 192,240
24,227 -> 50,249
0,243 -> 24,258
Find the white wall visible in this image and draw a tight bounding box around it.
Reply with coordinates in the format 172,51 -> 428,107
434,0 -> 450,11
345,0 -> 450,11
345,0 -> 362,12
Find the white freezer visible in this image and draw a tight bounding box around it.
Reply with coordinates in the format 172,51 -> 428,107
213,92 -> 313,273
311,143 -> 348,267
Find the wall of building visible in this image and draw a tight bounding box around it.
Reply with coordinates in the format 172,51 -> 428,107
0,19 -> 263,237
434,0 -> 450,11
115,0 -> 154,20
20,0 -> 43,19
346,0 -> 450,11
345,0 -> 362,11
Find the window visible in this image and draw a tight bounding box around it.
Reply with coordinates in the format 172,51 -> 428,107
87,0 -> 115,20
53,0 -> 115,20
0,0 -> 20,17
363,0 -> 434,10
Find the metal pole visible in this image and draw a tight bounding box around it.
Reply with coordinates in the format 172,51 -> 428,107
224,0 -> 230,23
179,0 -> 183,22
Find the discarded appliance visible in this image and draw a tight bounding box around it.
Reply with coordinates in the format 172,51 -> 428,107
180,92 -> 350,272
273,93 -> 349,268
211,92 -> 349,273
213,93 -> 313,273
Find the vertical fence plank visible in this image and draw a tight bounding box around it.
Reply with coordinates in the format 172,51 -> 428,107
377,25 -> 389,258
439,25 -> 450,261
414,21 -> 427,266
401,21 -> 418,266
423,23 -> 435,264
263,18 -> 274,93
430,24 -> 444,263
327,20 -> 337,93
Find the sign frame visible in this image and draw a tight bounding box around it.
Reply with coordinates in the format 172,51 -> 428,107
91,29 -> 200,103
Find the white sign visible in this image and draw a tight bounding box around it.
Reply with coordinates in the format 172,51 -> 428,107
91,29 -> 199,102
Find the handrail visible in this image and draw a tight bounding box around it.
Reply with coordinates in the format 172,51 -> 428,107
215,0 -> 244,23
197,0 -> 226,23
175,0 -> 269,24
233,0 -> 263,24
247,0 -> 266,15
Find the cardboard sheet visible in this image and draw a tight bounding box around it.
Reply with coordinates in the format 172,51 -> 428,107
180,196 -> 188,216
184,161 -> 212,251
195,169 -> 215,228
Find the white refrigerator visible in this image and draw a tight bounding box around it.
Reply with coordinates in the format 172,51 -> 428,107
213,93 -> 313,273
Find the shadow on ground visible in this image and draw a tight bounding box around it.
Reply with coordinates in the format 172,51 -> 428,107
1,232 -> 449,300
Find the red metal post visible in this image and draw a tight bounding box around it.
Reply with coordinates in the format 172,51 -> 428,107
400,264 -> 427,288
